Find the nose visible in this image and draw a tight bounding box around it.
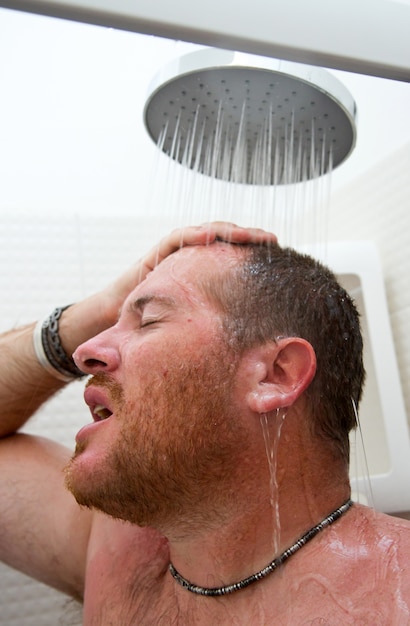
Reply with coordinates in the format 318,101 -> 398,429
73,327 -> 121,375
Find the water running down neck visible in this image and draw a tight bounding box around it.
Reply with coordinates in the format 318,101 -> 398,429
260,408 -> 287,552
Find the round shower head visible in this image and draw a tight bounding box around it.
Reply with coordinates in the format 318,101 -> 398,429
144,48 -> 357,185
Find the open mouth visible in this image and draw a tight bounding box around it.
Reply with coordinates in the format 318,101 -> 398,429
93,404 -> 113,421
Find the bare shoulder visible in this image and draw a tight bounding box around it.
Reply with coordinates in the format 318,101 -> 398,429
273,504 -> 410,624
353,502 -> 410,539
342,504 -> 410,588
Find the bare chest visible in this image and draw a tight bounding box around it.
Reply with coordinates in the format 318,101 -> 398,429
81,514 -> 410,626
82,556 -> 410,626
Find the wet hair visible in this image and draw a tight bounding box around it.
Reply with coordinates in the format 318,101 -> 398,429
203,243 -> 365,463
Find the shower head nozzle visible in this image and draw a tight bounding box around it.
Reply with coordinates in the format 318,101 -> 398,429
144,48 -> 357,185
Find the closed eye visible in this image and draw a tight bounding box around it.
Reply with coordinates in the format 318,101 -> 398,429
140,318 -> 159,328
128,294 -> 177,329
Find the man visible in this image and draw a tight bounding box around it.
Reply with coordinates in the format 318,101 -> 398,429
1,222 -> 410,625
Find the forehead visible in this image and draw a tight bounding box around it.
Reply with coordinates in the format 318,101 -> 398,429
134,243 -> 239,303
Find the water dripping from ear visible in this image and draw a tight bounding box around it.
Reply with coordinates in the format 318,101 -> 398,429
260,408 -> 287,553
350,396 -> 374,509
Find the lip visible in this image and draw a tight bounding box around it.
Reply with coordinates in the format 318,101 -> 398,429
84,386 -> 114,422
75,419 -> 109,444
75,386 -> 115,445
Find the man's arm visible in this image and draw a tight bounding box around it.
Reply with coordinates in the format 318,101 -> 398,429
0,303 -> 102,598
0,222 -> 277,599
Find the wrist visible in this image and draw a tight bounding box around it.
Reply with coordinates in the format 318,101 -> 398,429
57,291 -> 117,357
33,307 -> 86,382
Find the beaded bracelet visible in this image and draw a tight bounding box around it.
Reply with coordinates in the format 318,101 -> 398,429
33,306 -> 85,382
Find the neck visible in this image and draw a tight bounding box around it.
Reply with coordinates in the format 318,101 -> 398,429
166,409 -> 351,592
169,499 -> 353,596
167,483 -> 351,593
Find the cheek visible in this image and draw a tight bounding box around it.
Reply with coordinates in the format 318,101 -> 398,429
120,349 -> 172,408
122,336 -> 193,382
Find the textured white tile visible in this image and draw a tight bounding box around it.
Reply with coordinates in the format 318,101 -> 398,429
329,142 -> 410,423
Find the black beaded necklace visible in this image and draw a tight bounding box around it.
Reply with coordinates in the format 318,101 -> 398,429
169,499 -> 353,597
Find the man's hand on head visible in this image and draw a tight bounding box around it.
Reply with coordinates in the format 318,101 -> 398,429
138,222 -> 278,278
99,223 -> 278,327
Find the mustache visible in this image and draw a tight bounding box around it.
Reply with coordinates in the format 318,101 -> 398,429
86,372 -> 125,405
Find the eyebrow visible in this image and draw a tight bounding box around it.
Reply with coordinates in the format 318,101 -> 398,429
128,294 -> 177,315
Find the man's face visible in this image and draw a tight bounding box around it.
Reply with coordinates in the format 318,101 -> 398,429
66,244 -> 248,534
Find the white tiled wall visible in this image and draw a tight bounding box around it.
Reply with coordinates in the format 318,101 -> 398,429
328,142 -> 410,421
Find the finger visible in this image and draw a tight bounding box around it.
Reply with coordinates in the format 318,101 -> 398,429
199,222 -> 278,245
143,226 -> 210,273
136,223 -> 278,283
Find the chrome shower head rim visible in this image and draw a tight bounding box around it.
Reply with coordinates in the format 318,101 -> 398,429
144,47 -> 357,185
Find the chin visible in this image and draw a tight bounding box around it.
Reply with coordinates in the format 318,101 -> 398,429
64,445 -> 103,508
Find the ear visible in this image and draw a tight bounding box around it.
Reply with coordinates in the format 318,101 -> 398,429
245,338 -> 317,414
